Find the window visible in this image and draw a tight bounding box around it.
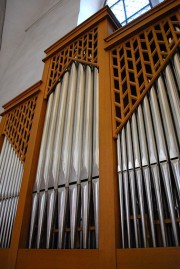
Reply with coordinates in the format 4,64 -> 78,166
105,0 -> 162,25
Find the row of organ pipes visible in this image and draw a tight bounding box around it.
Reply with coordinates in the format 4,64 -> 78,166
0,53 -> 179,251
0,138 -> 24,248
28,62 -> 99,249
117,52 -> 180,248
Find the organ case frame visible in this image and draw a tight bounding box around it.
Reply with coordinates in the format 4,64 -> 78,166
0,1 -> 180,269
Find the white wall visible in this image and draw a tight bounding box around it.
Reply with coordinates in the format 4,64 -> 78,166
0,0 -> 81,113
78,0 -> 105,25
0,0 -> 105,113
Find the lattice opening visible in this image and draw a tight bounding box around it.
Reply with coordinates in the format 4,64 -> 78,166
3,95 -> 38,162
46,27 -> 98,97
110,11 -> 180,134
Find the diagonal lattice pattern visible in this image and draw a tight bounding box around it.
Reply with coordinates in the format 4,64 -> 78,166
111,12 -> 180,135
46,27 -> 98,97
3,95 -> 38,162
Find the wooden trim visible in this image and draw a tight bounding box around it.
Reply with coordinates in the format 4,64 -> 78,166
98,19 -> 120,269
117,248 -> 180,269
69,57 -> 99,67
16,249 -> 99,269
43,6 -> 121,60
6,61 -> 51,269
104,0 -> 180,50
0,249 -> 9,269
6,91 -> 46,269
1,81 -> 42,115
113,41 -> 180,137
0,115 -> 6,151
44,59 -> 73,99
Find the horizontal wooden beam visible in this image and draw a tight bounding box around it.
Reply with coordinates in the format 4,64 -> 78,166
43,6 -> 121,61
117,248 -> 180,269
0,249 -> 9,269
1,81 -> 42,116
16,249 -> 99,269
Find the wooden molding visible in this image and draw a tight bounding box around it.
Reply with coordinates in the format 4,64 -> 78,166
1,81 -> 42,116
43,6 -> 121,61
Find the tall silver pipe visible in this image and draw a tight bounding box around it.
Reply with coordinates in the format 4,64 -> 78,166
69,64 -> 85,184
52,72 -> 69,189
171,159 -> 180,200
149,86 -> 168,162
123,171 -> 131,248
160,162 -> 179,246
9,156 -> 19,197
2,198 -> 13,247
0,138 -> 10,186
57,187 -> 67,248
151,165 -> 167,247
126,122 -> 133,170
157,76 -> 179,159
46,189 -> 57,248
135,169 -> 147,248
92,178 -> 99,248
59,63 -> 77,186
0,200 -> 6,246
0,199 -> 9,245
37,191 -> 47,248
16,161 -> 24,195
1,144 -> 14,199
126,121 -> 139,247
143,167 -> 156,247
118,172 -> 125,248
129,170 -> 139,248
69,184 -> 80,248
6,196 -> 19,248
121,129 -> 127,171
44,84 -> 61,190
29,193 -> 38,248
13,159 -> 22,196
137,105 -> 156,247
164,65 -> 180,139
0,137 -> 8,181
173,53 -> 180,91
131,114 -> 141,169
92,67 -> 99,178
142,96 -> 158,164
117,134 -> 122,173
4,149 -> 17,198
81,181 -> 90,248
34,92 -> 54,192
137,105 -> 148,167
80,65 -> 93,181
117,134 -> 125,247
131,114 -> 147,247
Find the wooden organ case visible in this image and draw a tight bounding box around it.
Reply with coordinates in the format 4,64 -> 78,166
0,1 -> 180,268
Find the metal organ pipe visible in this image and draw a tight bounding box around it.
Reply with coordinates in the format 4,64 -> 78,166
0,138 -> 24,248
28,62 -> 99,249
117,56 -> 180,248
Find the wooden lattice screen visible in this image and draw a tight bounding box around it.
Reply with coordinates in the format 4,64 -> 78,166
46,27 -> 98,97
109,11 -> 180,136
2,94 -> 39,162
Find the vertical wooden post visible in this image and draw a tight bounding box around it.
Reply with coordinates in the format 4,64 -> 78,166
7,59 -> 51,269
98,19 -> 120,269
0,115 -> 6,151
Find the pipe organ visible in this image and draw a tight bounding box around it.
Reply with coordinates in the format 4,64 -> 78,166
117,58 -> 180,248
0,138 -> 23,248
0,1 -> 180,269
28,63 -> 99,249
